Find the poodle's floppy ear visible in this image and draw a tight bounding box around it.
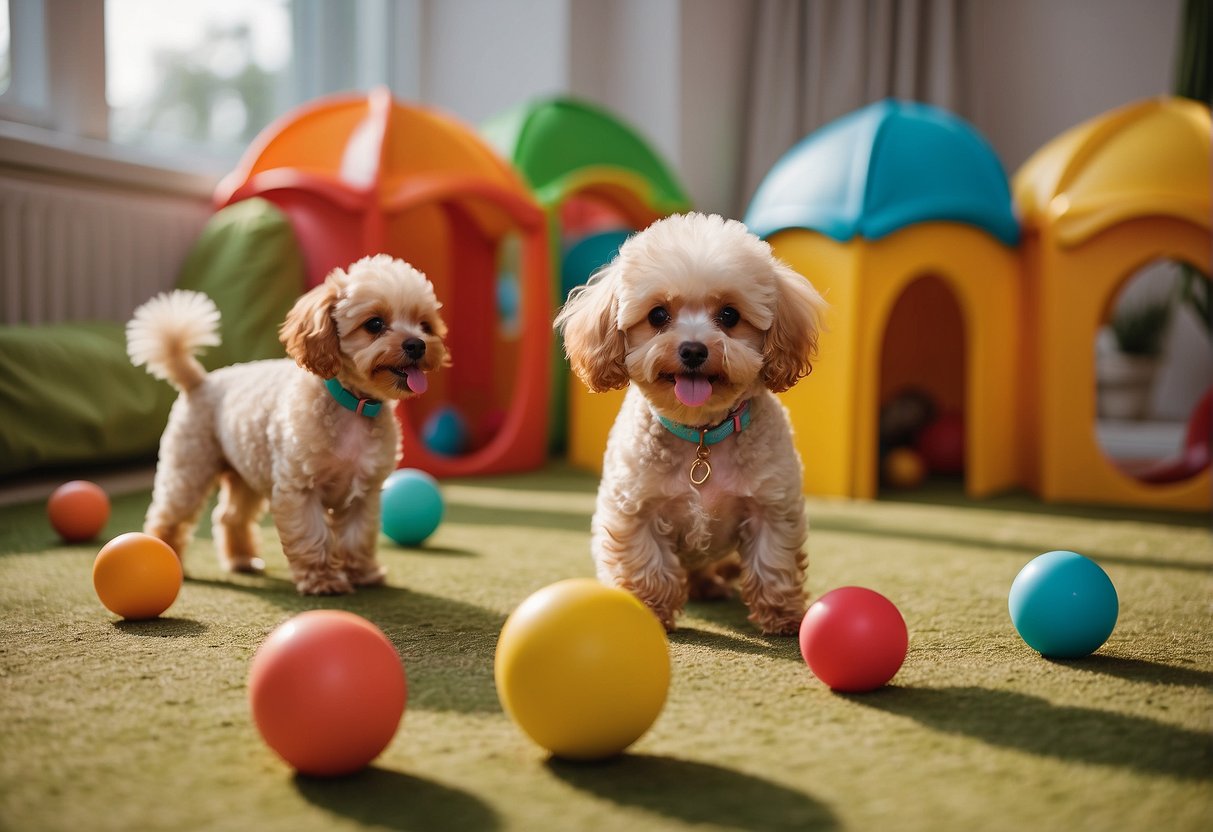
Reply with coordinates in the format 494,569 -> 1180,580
554,262 -> 629,392
280,274 -> 343,378
762,261 -> 827,393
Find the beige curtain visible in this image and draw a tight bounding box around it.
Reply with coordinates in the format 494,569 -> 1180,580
737,0 -> 962,212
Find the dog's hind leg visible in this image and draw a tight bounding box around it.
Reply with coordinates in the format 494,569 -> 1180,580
144,418 -> 223,565
212,470 -> 267,574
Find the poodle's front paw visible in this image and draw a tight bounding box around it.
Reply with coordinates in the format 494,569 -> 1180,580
294,570 -> 354,596
347,563 -> 388,587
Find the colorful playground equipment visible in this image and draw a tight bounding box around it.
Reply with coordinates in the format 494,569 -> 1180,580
482,97 -> 691,461
216,87 -> 552,478
1014,97 -> 1211,510
740,96 -> 1210,511
745,99 -> 1023,500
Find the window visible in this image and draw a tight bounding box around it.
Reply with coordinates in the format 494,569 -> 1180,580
104,0 -> 294,163
1,0 -> 9,97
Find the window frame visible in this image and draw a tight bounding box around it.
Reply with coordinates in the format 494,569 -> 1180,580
0,0 -> 421,197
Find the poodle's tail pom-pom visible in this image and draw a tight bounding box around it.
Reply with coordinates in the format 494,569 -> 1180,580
126,290 -> 221,392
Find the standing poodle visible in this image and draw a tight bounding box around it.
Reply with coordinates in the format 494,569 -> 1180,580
555,213 -> 826,634
127,254 -> 450,595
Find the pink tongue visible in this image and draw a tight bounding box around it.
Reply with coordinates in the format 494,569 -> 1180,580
674,374 -> 712,407
404,366 -> 428,394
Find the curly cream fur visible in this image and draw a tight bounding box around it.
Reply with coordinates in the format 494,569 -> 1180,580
130,255 -> 449,594
556,213 -> 826,634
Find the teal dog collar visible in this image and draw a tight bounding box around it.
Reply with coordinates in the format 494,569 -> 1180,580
325,378 -> 382,418
658,400 -> 751,486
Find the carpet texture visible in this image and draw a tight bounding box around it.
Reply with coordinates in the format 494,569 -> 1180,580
0,465 -> 1209,832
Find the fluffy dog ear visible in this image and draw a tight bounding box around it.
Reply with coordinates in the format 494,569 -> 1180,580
280,276 -> 343,378
762,261 -> 827,392
554,263 -> 628,392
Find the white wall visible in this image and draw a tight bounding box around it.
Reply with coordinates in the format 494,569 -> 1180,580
420,0 -> 570,126
416,0 -> 1189,217
961,0 -> 1184,172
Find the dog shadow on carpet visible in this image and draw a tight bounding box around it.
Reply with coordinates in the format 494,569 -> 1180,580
294,766 -> 501,832
546,753 -> 838,831
844,685 -> 1213,782
185,573 -> 508,714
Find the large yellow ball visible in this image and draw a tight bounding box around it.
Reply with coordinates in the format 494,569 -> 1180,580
494,579 -> 670,760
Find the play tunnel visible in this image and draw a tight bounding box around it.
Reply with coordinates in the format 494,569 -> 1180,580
215,87 -> 551,477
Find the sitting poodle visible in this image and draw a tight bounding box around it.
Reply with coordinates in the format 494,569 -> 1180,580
555,213 -> 826,634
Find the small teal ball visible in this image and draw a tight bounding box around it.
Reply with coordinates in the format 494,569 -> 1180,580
1008,550 -> 1118,658
421,407 -> 469,457
381,469 -> 444,546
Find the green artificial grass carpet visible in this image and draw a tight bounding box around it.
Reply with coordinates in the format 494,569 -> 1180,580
1,464 -> 1210,831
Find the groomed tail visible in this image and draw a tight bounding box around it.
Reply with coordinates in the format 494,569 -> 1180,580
126,290 -> 221,392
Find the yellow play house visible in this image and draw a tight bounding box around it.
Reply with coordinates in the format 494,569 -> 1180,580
566,96 -> 1210,511
1014,97 -> 1211,511
744,99 -> 1024,500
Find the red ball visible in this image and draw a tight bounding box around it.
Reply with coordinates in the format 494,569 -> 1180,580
48,480 -> 111,542
915,412 -> 965,474
248,611 -> 407,776
799,587 -> 908,692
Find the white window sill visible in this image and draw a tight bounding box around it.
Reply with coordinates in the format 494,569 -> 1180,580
0,119 -> 222,199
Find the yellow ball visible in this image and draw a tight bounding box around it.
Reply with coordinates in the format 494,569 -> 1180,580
883,447 -> 927,489
494,579 -> 670,760
92,532 -> 183,620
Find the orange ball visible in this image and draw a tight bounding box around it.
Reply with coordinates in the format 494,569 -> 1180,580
883,447 -> 927,489
248,611 -> 407,777
48,480 -> 111,542
92,532 -> 183,620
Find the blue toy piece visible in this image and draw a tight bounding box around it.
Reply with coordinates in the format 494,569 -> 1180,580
744,99 -> 1019,246
560,229 -> 632,299
422,406 -> 470,457
1008,550 -> 1118,658
381,468 -> 444,546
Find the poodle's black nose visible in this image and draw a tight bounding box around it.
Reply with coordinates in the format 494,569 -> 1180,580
403,338 -> 426,360
679,341 -> 708,369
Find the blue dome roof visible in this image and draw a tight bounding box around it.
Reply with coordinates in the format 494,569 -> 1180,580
744,100 -> 1019,245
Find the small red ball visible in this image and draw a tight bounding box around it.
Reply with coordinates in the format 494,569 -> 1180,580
48,480 -> 111,542
799,587 -> 908,692
915,412 -> 965,474
248,611 -> 407,777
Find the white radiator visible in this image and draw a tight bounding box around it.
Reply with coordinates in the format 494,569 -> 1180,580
0,176 -> 212,326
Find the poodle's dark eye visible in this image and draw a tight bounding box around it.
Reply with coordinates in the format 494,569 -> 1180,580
717,306 -> 741,329
420,320 -> 433,335
363,317 -> 386,335
648,306 -> 671,328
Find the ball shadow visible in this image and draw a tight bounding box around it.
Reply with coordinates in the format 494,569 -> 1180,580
113,617 -> 209,637
294,766 -> 500,832
545,753 -> 838,831
844,685 -> 1213,781
1046,653 -> 1213,689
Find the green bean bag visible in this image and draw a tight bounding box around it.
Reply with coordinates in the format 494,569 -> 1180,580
0,198 -> 305,477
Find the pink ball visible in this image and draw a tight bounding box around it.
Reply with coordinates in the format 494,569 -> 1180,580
799,587 -> 908,692
248,611 -> 407,776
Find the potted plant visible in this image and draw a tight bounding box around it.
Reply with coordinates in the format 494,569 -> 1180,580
1097,294 -> 1173,420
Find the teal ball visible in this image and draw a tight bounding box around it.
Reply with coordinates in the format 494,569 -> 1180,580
422,407 -> 469,457
1008,550 -> 1118,658
381,469 -> 444,546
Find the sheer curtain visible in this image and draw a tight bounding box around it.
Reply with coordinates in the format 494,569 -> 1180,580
736,0 -> 962,212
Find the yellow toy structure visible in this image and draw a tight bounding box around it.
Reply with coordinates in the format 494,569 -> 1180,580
744,97 -> 1210,511
744,100 -> 1023,500
1014,97 -> 1211,510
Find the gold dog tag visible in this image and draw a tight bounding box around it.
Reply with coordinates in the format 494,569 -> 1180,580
689,432 -> 711,486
